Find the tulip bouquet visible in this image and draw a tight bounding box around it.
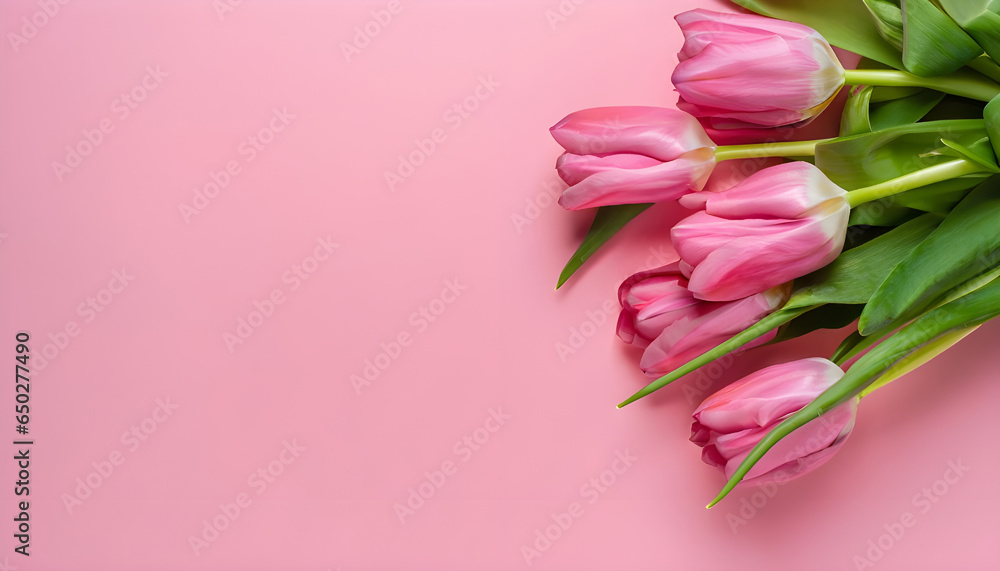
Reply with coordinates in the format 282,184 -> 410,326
549,0 -> 1000,506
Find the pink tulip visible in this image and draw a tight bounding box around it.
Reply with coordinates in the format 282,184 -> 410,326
672,161 -> 849,302
671,9 -> 844,130
691,358 -> 858,485
617,263 -> 790,377
550,107 -> 717,210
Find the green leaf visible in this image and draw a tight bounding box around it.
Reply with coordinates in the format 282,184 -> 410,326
772,304 -> 863,343
885,178 -> 979,212
869,86 -> 925,102
986,94 -> 1000,162
814,119 -> 988,189
901,0 -> 983,76
859,176 -> 1000,334
729,0 -> 903,68
938,0 -> 1000,62
848,202 -> 919,226
617,213 -> 941,407
969,56 -> 1000,84
869,89 -> 945,131
556,204 -> 652,289
923,95 -> 990,122
839,261 -> 1000,364
831,330 -> 869,364
709,273 -> 1000,507
862,0 -> 904,50
859,324 -> 981,396
788,213 -> 941,307
939,137 -> 1000,172
841,87 -> 874,136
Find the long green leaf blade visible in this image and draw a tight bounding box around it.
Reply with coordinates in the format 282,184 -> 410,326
556,204 -> 652,289
860,176 -> 1000,334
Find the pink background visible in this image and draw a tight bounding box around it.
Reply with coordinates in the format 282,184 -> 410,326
1,0 -> 998,569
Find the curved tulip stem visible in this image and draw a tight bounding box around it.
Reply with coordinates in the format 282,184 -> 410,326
846,159 -> 987,208
844,68 -> 1000,102
713,139 -> 829,162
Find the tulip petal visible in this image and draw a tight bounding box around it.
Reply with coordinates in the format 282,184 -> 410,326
556,152 -> 663,185
693,358 -> 842,431
689,357 -> 854,485
558,149 -> 716,210
682,204 -> 849,301
673,38 -> 841,118
671,212 -> 794,266
639,287 -> 787,377
672,9 -> 845,128
682,162 -> 848,219
550,107 -> 715,161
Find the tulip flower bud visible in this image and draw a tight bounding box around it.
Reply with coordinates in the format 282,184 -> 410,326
671,9 -> 845,131
672,162 -> 849,302
691,358 -> 858,485
550,107 -> 717,210
617,263 -> 790,377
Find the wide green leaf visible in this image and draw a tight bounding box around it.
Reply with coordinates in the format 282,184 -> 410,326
901,0 -> 983,76
869,89 -> 945,131
859,176 -> 1000,334
771,304 -> 863,343
986,94 -> 1000,160
939,0 -> 1000,62
815,119 -> 989,190
729,0 -> 903,68
787,213 -> 941,307
848,202 -> 919,226
859,324 -> 980,396
883,178 -> 978,212
556,203 -> 652,289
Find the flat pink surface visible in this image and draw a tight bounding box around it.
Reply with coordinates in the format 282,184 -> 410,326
1,1 -> 998,569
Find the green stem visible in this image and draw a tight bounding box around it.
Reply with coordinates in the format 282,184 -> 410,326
713,139 -> 829,162
844,68 -> 1000,102
846,159 -> 985,208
